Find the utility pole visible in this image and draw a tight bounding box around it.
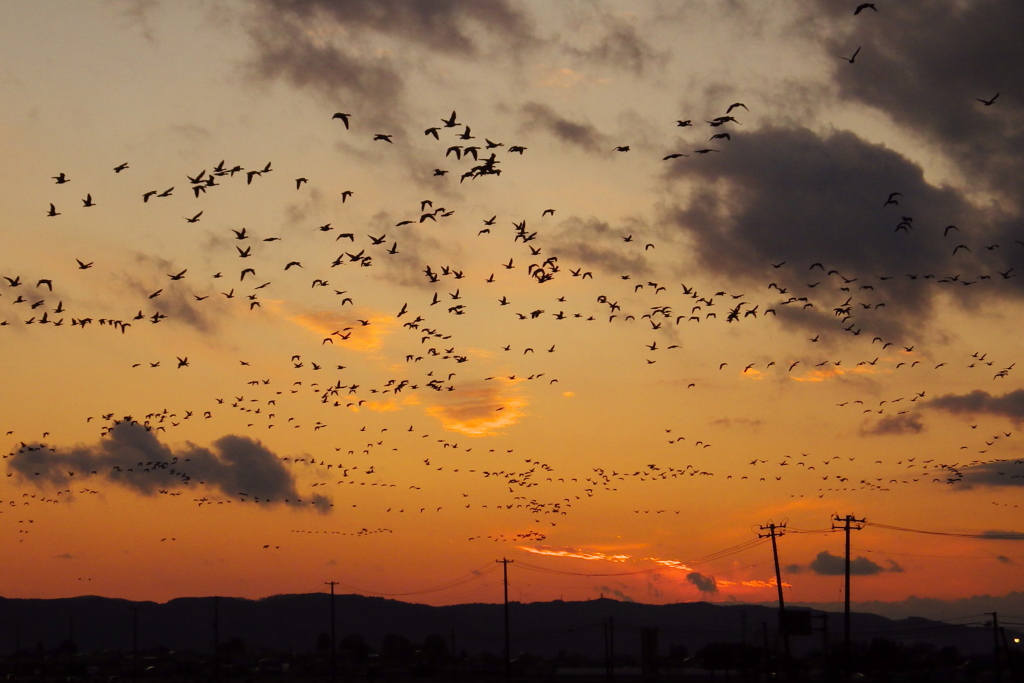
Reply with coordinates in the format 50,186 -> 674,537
990,612 -> 1001,681
759,520 -> 791,671
213,596 -> 220,683
326,581 -> 340,683
832,513 -> 865,681
603,616 -> 615,683
132,607 -> 140,683
497,558 -> 514,683
68,615 -> 75,679
813,613 -> 829,678
450,627 -> 458,681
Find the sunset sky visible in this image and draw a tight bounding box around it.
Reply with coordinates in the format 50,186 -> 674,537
2,1 -> 1023,621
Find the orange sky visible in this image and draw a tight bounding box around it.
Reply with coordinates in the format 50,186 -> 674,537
1,1 -> 1023,620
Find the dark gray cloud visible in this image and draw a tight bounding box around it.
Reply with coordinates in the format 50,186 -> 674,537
958,461 -> 1024,490
243,15 -> 404,129
518,102 -> 609,154
7,421 -> 329,511
564,11 -> 667,76
813,1 -> 1024,199
549,216 -> 653,278
255,0 -> 532,58
242,0 -> 534,129
124,254 -> 231,334
807,550 -> 888,576
596,585 -> 635,602
660,125 -> 1021,340
928,389 -> 1024,422
112,0 -> 161,43
686,571 -> 718,594
860,412 -> 925,436
366,213 -> 449,290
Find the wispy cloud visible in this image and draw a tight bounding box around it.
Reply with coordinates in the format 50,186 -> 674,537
425,377 -> 527,436
241,0 -> 536,130
520,546 -> 631,563
517,546 -> 705,575
570,11 -> 666,76
518,102 -> 609,154
290,309 -> 398,353
549,216 -> 653,277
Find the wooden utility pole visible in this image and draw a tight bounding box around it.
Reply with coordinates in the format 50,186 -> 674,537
603,616 -> 615,682
990,612 -> 1001,681
832,514 -> 865,680
326,581 -> 340,683
450,627 -> 458,681
132,607 -> 140,683
213,596 -> 220,683
497,558 -> 514,683
813,613 -> 829,677
759,521 -> 791,677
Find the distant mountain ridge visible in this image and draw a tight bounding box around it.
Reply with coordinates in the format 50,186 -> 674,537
0,594 -> 1006,658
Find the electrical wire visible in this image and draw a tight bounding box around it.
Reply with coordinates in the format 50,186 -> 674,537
334,561 -> 501,597
866,520 -> 1024,540
850,546 -> 1024,560
787,526 -> 836,535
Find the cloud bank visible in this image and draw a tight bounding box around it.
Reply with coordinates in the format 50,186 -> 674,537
7,421 -> 329,510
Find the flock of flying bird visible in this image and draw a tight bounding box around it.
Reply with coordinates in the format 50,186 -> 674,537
1,2 -> 1021,591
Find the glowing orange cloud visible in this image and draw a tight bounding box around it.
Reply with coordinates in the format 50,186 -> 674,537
538,67 -> 585,89
518,547 -> 707,574
518,546 -> 632,562
648,558 -> 696,572
717,579 -> 791,589
791,363 -> 880,383
289,309 -> 397,353
343,395 -> 420,413
425,378 -> 527,436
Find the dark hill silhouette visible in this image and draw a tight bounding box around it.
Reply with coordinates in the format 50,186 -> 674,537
0,594 -> 1007,659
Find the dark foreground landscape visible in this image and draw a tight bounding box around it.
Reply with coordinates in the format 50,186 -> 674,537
0,594 -> 1020,682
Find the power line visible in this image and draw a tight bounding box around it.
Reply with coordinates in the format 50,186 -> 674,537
332,562 -> 501,597
787,526 -> 836,535
850,546 -> 1024,559
865,521 -> 1024,539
